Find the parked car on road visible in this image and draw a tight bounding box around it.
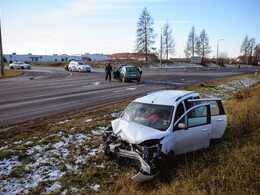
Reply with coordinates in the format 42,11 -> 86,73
9,62 -> 31,70
113,64 -> 140,82
67,61 -> 91,72
103,90 -> 227,182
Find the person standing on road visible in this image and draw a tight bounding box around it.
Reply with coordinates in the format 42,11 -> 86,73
136,66 -> 142,77
105,62 -> 112,81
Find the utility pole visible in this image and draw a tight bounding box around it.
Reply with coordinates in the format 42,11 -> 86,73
216,39 -> 224,66
0,18 -> 5,76
160,27 -> 163,69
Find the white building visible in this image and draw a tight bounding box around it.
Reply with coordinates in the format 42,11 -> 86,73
4,53 -> 108,63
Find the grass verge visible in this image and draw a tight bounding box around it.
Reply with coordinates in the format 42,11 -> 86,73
17,60 -> 159,69
0,74 -> 259,194
0,69 -> 24,79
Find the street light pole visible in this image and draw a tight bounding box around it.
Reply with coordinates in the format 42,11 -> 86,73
0,18 -> 5,76
216,39 -> 224,65
160,27 -> 163,69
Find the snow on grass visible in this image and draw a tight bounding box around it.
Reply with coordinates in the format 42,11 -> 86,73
90,183 -> 100,191
85,118 -> 93,122
150,62 -> 203,69
0,156 -> 21,178
0,145 -> 9,151
0,128 -> 105,194
49,119 -> 73,126
45,181 -> 61,194
200,77 -> 260,100
1,75 -> 258,194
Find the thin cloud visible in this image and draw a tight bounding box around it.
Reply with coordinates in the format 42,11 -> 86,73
155,20 -> 193,24
53,0 -> 139,17
54,0 -> 169,17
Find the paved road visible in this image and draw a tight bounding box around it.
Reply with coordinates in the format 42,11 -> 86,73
0,66 -> 258,128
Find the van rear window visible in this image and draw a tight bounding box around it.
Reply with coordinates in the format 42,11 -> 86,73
126,67 -> 137,72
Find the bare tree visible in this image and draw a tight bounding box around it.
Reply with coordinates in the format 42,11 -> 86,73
240,35 -> 250,65
135,7 -> 156,61
253,43 -> 260,66
162,21 -> 175,62
248,37 -> 256,64
184,26 -> 197,58
218,52 -> 228,66
195,29 -> 211,64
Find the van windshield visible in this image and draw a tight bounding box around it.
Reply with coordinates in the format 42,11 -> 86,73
78,62 -> 86,65
121,102 -> 174,131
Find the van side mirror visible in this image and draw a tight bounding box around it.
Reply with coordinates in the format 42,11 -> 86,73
177,123 -> 188,130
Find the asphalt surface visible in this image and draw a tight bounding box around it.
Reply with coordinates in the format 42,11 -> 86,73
0,66 -> 258,128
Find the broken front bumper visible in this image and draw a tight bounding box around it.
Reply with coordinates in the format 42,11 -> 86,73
108,144 -> 158,182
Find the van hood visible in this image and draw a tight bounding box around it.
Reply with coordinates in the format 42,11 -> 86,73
79,65 -> 91,68
111,118 -> 170,144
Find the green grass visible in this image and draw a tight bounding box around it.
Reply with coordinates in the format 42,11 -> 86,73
0,74 -> 259,194
0,69 -> 24,79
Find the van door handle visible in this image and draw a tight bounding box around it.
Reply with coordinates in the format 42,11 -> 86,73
202,129 -> 208,132
216,119 -> 224,122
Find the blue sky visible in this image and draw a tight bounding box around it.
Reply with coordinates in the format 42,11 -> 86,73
1,0 -> 259,58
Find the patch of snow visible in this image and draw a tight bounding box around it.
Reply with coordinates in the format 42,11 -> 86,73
14,140 -> 23,144
90,184 -> 100,191
24,141 -> 33,145
75,156 -> 87,164
91,129 -> 102,135
85,118 -> 93,122
87,149 -> 98,157
0,145 -> 9,151
26,145 -> 43,155
93,82 -> 100,86
57,119 -> 71,124
45,181 -> 61,194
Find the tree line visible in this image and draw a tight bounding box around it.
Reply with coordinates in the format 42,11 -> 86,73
135,7 -> 259,65
135,7 -> 211,63
240,36 -> 260,65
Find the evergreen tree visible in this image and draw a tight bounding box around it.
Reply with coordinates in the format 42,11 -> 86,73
135,7 -> 156,61
162,21 -> 175,62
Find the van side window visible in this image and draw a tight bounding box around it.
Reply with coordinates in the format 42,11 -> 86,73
174,103 -> 185,122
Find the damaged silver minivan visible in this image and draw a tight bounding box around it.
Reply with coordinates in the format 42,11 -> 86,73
102,90 -> 227,182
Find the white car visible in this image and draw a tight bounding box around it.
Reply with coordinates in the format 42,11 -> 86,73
103,90 -> 227,182
9,62 -> 31,70
68,61 -> 91,72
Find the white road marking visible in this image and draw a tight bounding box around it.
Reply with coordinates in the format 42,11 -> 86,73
113,87 -> 136,93
65,72 -> 73,79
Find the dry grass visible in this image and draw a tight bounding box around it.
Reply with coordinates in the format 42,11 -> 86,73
0,74 -> 259,194
24,60 -> 159,69
0,69 -> 24,79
